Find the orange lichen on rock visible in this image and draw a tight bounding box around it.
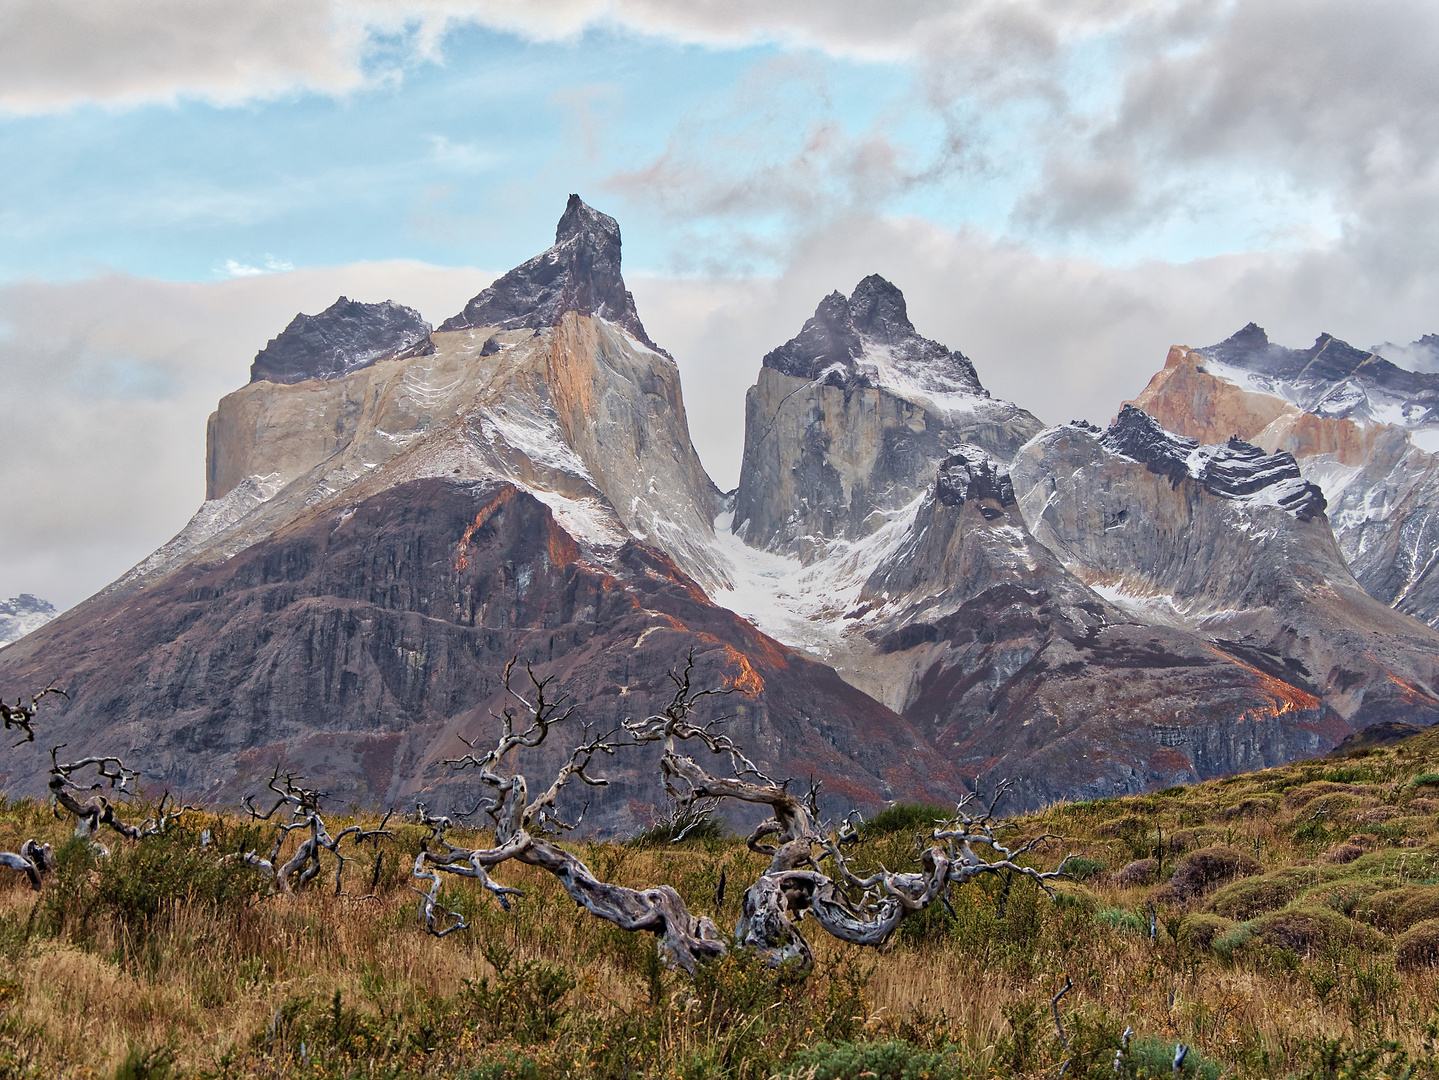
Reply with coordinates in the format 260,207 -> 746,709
716,645 -> 765,696
1212,648 -> 1323,717
454,489 -> 514,571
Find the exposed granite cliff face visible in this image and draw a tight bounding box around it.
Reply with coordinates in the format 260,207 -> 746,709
1127,331 -> 1439,629
248,297 -> 435,385
1011,412 -> 1439,728
846,446 -> 1345,807
439,195 -> 663,354
732,276 -> 1043,555
0,479 -> 960,829
201,199 -> 721,593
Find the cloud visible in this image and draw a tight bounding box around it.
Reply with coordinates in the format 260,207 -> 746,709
0,262 -> 491,609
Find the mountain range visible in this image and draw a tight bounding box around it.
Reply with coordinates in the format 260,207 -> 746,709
3,195 -> 1437,830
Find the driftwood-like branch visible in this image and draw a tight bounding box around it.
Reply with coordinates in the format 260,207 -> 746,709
46,746 -> 194,855
226,767 -> 392,896
1,682 -> 66,746
0,839 -> 54,890
423,654 -> 1072,973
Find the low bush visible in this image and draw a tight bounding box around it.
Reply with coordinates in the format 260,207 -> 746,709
1207,873 -> 1302,919
1168,845 -> 1262,901
1115,858 -> 1158,888
1254,907 -> 1370,954
1395,918 -> 1439,970
778,1039 -> 967,1080
857,803 -> 954,838
1365,886 -> 1439,932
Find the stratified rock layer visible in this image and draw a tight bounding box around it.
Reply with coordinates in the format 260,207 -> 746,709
732,276 -> 1043,555
0,479 -> 960,830
249,297 -> 435,385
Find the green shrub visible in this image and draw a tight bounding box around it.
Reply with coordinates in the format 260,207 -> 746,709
1094,907 -> 1147,935
1119,1037 -> 1222,1079
1407,772 -> 1439,792
1176,914 -> 1233,950
858,803 -> 954,838
1365,886 -> 1439,932
1063,856 -> 1107,881
1207,873 -> 1301,919
1254,907 -> 1371,954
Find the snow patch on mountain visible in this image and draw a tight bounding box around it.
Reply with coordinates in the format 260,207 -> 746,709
0,595 -> 58,648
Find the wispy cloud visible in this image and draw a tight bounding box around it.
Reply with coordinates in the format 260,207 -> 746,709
218,255 -> 295,278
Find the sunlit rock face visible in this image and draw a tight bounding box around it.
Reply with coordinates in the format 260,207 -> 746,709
1128,326 -> 1439,630
731,275 -> 1043,557
1010,409 -> 1439,729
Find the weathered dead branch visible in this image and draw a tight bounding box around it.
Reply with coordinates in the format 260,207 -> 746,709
0,839 -> 54,889
225,767 -> 391,896
1,682 -> 66,746
420,653 -> 1073,973
46,745 -> 195,855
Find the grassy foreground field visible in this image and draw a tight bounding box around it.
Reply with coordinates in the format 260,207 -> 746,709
4,730 -> 1439,1079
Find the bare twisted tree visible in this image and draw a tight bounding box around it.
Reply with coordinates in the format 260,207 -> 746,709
1,681 -> 66,746
47,746 -> 196,855
415,654 -> 1075,973
224,768 -> 391,896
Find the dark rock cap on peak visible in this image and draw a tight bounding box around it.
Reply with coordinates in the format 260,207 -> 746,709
249,297 -> 436,385
760,274 -> 984,395
439,194 -> 664,353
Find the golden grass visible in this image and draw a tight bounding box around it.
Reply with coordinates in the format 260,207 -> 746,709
1,728 -> 1439,1077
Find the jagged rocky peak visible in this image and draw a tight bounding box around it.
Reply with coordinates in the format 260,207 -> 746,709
762,275 -> 984,396
439,194 -> 663,353
249,297 -> 435,385
1104,405 -> 1327,520
934,445 -> 1015,511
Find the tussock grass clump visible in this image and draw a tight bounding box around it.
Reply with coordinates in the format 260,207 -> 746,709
1168,845 -> 1262,900
1207,872 -> 1303,919
1396,919 -> 1439,970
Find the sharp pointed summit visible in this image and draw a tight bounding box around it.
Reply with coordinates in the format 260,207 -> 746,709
439,194 -> 662,353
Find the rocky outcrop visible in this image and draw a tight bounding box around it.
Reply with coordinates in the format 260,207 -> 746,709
248,297 -> 435,385
1011,413 -> 1439,728
732,276 -> 1043,555
846,446 -> 1346,807
0,479 -> 961,829
439,194 -> 663,354
1127,331 -> 1439,629
0,595 -> 56,649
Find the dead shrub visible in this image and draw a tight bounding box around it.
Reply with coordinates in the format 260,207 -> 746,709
1355,806 -> 1401,825
1322,842 -> 1366,864
1395,918 -> 1439,970
1169,845 -> 1262,901
1095,814 -> 1148,839
1115,858 -> 1158,888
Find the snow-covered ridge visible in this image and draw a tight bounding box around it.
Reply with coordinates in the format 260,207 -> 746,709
1103,406 -> 1326,520
0,594 -> 58,648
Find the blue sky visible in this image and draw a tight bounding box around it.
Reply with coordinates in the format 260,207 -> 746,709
3,0 -> 1439,608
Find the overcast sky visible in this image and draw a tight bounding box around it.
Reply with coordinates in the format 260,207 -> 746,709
3,0 -> 1439,609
